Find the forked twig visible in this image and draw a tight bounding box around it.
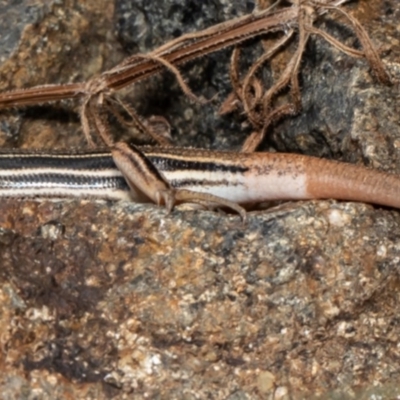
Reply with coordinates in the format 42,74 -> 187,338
0,0 -> 391,150
317,2 -> 391,85
0,4 -> 301,146
225,0 -> 391,152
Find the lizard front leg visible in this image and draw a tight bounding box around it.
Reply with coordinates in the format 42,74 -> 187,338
111,142 -> 246,220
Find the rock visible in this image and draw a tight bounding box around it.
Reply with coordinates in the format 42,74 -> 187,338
1,0 -> 400,398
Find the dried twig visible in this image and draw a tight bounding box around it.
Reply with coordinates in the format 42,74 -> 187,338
225,0 -> 391,152
0,0 -> 391,150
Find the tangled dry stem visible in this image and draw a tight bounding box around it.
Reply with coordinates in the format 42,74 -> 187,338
0,0 -> 392,152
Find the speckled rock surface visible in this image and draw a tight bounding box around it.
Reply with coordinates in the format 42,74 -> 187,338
1,0 -> 400,399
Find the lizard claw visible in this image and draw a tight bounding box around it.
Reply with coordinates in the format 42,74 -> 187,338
155,189 -> 176,213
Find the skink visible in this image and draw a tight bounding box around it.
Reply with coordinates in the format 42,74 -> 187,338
1,142 -> 400,218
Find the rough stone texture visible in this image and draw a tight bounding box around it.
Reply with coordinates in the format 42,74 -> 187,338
1,0 -> 400,399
